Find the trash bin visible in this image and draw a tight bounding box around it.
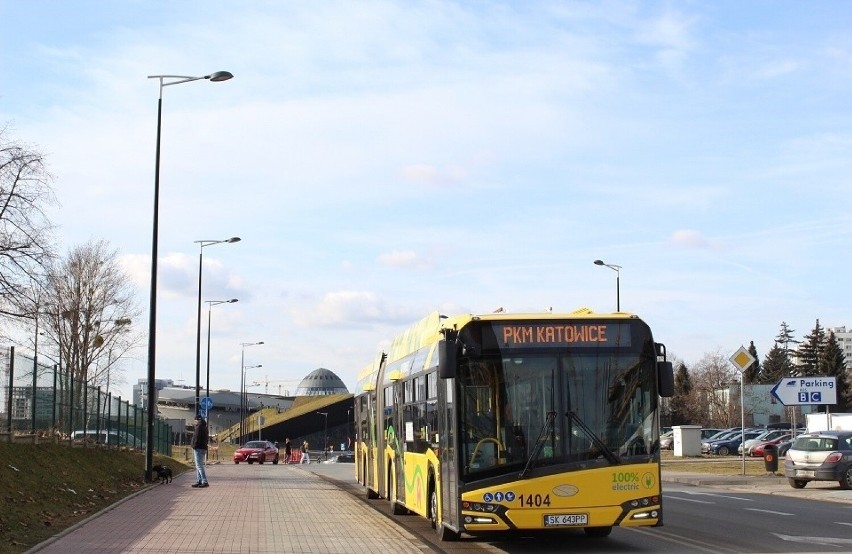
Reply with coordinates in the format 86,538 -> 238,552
763,444 -> 779,473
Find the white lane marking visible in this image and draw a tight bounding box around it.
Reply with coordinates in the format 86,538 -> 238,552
663,495 -> 714,504
670,490 -> 755,502
773,533 -> 852,547
744,508 -> 794,516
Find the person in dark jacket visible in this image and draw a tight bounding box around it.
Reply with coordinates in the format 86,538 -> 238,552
284,438 -> 292,464
192,414 -> 209,488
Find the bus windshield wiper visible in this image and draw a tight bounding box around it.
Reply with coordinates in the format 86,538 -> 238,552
519,411 -> 556,479
566,410 -> 621,465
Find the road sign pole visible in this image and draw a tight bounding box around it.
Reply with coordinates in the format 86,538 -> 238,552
729,346 -> 755,477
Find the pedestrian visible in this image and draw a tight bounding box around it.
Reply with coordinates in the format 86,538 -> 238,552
284,438 -> 292,464
192,414 -> 209,488
300,440 -> 310,464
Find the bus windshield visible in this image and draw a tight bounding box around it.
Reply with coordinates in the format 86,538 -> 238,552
459,350 -> 657,480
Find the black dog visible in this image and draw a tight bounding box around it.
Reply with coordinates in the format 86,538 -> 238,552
152,464 -> 172,484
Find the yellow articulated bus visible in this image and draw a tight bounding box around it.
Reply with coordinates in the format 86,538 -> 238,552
354,309 -> 674,541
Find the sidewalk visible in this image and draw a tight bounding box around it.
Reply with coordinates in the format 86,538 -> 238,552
27,463 -> 429,554
661,468 -> 852,504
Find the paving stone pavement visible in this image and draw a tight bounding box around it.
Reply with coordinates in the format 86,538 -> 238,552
28,462 -> 433,554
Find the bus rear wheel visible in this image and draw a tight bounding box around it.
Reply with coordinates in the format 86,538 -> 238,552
429,488 -> 438,529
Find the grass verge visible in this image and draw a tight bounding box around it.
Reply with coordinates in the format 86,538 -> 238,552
0,441 -> 190,554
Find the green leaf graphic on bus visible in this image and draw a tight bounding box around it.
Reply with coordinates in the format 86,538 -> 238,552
386,425 -> 400,454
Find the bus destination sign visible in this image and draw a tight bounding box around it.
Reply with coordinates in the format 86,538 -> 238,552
496,322 -> 632,348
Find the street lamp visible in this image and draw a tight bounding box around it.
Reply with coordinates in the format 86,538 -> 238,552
239,341 -> 264,444
317,412 -> 328,457
593,259 -> 622,312
145,70 -> 233,483
205,299 -> 238,399
194,237 -> 241,416
242,366 -> 262,441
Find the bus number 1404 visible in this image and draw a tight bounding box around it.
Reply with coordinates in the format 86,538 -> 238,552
519,494 -> 551,507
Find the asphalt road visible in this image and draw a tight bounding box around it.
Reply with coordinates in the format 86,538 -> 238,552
305,461 -> 852,553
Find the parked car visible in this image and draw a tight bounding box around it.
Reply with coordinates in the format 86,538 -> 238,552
71,429 -> 138,446
705,430 -> 765,456
775,438 -> 794,457
233,440 -> 280,464
784,430 -> 852,489
740,429 -> 792,455
701,429 -> 745,453
701,428 -> 724,440
747,434 -> 792,457
334,451 -> 355,463
659,431 -> 674,450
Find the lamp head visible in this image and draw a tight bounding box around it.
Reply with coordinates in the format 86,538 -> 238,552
206,71 -> 233,82
226,237 -> 241,243
594,260 -> 604,266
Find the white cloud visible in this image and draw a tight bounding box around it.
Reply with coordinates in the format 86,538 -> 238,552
292,291 -> 415,328
668,229 -> 717,250
377,250 -> 431,270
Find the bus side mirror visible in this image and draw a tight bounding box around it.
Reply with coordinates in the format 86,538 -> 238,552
438,339 -> 457,379
658,361 -> 674,398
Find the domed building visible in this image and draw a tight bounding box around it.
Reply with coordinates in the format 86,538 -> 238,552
294,367 -> 349,396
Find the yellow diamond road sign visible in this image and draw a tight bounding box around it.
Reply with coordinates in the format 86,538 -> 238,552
729,346 -> 755,373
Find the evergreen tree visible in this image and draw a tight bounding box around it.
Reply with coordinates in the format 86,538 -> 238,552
761,343 -> 793,384
669,361 -> 693,425
743,340 -> 760,384
775,321 -> 798,358
797,319 -> 825,376
820,331 -> 850,411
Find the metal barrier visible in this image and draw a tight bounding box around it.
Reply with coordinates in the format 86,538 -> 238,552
0,346 -> 172,456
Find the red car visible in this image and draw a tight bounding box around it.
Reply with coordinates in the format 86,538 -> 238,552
750,434 -> 792,457
233,440 -> 280,464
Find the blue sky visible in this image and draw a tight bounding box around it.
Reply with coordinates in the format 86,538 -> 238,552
1,1 -> 850,401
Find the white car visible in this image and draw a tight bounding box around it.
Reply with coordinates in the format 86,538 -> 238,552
71,429 -> 137,446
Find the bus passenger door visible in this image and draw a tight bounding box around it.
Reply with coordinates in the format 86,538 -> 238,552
438,377 -> 459,529
390,381 -> 405,504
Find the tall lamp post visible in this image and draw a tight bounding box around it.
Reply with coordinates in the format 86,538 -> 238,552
194,238 -> 240,418
593,259 -> 622,312
241,366 -> 262,441
239,341 -> 264,444
145,70 -> 233,483
205,299 -> 238,399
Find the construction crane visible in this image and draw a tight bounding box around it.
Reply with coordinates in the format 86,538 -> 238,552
249,376 -> 301,396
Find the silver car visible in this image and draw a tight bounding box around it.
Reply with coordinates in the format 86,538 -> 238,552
784,431 -> 852,489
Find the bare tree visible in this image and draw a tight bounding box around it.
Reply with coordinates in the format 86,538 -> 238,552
40,240 -> 142,390
0,128 -> 57,329
690,350 -> 741,427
